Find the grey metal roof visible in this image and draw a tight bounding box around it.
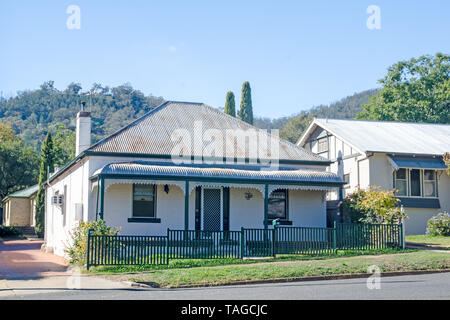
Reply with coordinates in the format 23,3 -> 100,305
3,184 -> 39,202
88,101 -> 327,163
312,119 -> 450,155
93,161 -> 343,185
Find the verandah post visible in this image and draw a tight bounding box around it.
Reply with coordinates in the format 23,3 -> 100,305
264,184 -> 269,229
99,176 -> 105,220
240,227 -> 244,259
184,181 -> 189,231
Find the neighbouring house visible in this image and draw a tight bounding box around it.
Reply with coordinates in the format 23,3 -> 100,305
298,118 -> 450,235
2,184 -> 38,231
44,101 -> 343,256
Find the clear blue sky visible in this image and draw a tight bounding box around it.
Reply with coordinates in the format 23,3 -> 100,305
1,1 -> 449,118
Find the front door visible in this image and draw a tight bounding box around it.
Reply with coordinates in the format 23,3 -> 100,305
201,188 -> 222,231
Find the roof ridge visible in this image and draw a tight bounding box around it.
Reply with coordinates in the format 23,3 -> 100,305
315,118 -> 450,126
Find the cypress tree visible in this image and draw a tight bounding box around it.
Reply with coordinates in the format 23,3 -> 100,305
224,91 -> 236,117
35,133 -> 55,237
238,81 -> 253,125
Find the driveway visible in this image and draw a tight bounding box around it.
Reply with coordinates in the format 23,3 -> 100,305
0,239 -> 69,280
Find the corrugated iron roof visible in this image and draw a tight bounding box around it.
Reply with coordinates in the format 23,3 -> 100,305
313,119 -> 450,155
93,161 -> 343,184
3,184 -> 39,202
88,101 -> 327,163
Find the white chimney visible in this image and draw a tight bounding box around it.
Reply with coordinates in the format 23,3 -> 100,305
76,102 -> 91,156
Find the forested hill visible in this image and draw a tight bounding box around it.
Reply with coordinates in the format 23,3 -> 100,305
0,81 -> 164,149
255,88 -> 379,131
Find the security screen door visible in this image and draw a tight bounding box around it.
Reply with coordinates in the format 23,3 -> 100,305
201,188 -> 222,231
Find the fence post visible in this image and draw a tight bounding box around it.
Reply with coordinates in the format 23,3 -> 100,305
240,227 -> 244,259
272,225 -> 277,259
333,221 -> 337,253
86,229 -> 92,270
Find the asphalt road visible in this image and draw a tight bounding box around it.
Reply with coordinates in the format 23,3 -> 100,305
1,272 -> 449,300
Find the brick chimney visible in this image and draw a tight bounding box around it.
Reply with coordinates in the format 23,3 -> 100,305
76,101 -> 91,156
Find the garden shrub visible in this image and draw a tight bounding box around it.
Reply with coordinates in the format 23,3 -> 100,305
65,220 -> 120,266
339,186 -> 407,224
426,212 -> 450,236
0,225 -> 22,237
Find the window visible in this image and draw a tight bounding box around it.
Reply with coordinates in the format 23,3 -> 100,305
133,184 -> 156,218
268,190 -> 287,220
343,174 -> 350,186
394,169 -> 438,198
317,137 -> 328,154
394,169 -> 407,196
423,170 -> 436,197
409,169 -> 421,196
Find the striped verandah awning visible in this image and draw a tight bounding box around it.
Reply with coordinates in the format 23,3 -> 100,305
90,161 -> 344,229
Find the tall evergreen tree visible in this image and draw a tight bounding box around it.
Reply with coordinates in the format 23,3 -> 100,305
35,133 -> 55,237
224,91 -> 236,117
238,81 -> 253,125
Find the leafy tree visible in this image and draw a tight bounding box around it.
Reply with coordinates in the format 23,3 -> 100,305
444,152 -> 450,176
280,112 -> 315,144
0,122 -> 39,203
357,53 -> 450,123
224,91 -> 236,117
35,133 -> 55,237
52,124 -> 76,167
238,81 -> 253,125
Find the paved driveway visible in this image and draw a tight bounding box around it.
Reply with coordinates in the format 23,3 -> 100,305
0,239 -> 69,280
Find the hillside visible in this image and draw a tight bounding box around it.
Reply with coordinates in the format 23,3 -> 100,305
278,88 -> 379,143
0,81 -> 164,149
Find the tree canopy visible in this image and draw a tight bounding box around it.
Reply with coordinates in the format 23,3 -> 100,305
0,123 -> 39,202
224,91 -> 236,117
357,53 -> 449,123
238,81 -> 253,125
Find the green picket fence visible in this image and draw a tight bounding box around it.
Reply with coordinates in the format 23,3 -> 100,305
167,229 -> 242,259
87,232 -> 168,269
275,226 -> 336,255
86,223 -> 404,269
336,223 -> 403,250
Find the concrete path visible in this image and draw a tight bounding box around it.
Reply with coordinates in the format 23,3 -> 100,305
0,239 -> 131,299
0,239 -> 69,280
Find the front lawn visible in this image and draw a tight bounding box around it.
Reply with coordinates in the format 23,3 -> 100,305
125,250 -> 450,288
406,235 -> 450,247
88,248 -> 412,274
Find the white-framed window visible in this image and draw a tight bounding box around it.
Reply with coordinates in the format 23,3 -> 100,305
317,137 -> 328,154
394,169 -> 408,196
394,168 -> 438,198
423,170 -> 437,197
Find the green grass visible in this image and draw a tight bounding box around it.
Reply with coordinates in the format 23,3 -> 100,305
88,248 -> 415,274
406,235 -> 450,247
127,250 -> 450,288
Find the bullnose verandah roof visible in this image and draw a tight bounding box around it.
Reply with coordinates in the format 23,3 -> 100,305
91,161 -> 343,186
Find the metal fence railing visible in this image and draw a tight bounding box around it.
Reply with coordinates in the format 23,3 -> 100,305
86,223 -> 404,269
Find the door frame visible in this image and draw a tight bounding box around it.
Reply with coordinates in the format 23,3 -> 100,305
200,187 -> 223,231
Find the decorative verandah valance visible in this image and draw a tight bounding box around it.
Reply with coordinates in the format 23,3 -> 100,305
90,161 -> 343,229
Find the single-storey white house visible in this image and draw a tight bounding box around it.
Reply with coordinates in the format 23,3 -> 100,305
44,102 -> 343,256
297,118 -> 450,235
